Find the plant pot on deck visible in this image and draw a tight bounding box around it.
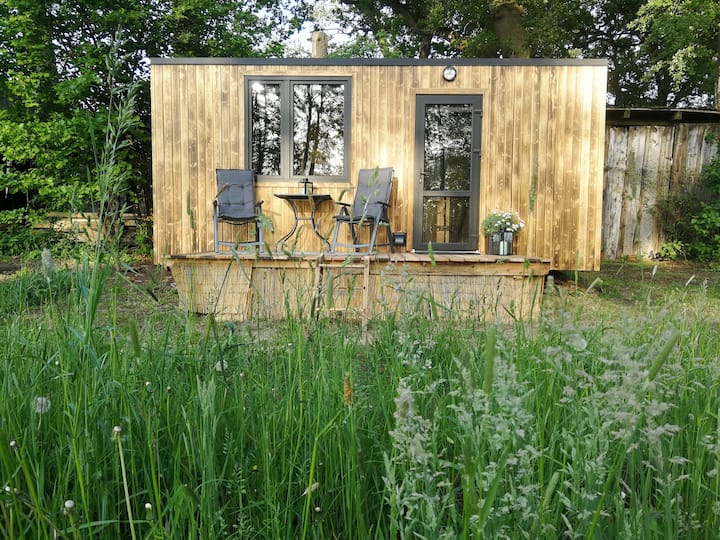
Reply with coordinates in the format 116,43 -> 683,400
486,231 -> 515,256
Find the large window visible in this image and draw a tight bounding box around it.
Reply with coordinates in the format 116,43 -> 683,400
247,77 -> 350,182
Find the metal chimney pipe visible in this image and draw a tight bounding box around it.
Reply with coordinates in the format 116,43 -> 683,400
311,31 -> 328,58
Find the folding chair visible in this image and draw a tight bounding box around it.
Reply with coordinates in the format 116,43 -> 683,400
329,167 -> 394,254
213,169 -> 264,252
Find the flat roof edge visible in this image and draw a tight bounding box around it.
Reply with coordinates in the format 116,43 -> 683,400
150,57 -> 608,67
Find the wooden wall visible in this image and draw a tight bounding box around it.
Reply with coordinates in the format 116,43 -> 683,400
603,122 -> 719,259
151,59 -> 607,270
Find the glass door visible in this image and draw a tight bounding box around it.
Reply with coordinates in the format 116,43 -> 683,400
413,95 -> 483,251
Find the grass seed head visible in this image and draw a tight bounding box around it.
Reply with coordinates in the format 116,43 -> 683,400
343,374 -> 353,406
303,482 -> 320,496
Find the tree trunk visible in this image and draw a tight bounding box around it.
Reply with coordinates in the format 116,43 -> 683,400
491,1 -> 530,58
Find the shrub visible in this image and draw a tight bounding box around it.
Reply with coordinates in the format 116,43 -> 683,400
656,240 -> 685,261
656,157 -> 720,261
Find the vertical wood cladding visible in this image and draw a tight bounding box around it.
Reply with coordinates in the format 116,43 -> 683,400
152,60 -> 607,270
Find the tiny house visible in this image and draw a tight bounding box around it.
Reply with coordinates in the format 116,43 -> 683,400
150,57 -> 607,320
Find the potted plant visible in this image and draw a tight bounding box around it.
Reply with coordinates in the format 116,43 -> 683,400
481,210 -> 525,255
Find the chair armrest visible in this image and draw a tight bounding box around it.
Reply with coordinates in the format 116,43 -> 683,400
334,201 -> 351,208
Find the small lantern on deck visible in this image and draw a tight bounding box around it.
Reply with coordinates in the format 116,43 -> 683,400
299,178 -> 314,195
392,231 -> 407,247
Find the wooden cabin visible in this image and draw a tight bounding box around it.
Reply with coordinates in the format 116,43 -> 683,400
150,58 -> 607,321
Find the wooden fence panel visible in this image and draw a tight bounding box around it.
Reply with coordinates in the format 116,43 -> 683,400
602,123 -> 719,259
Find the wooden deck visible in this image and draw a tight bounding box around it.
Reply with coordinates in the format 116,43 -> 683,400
166,251 -> 551,323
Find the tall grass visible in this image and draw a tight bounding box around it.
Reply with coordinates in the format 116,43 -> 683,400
1,270 -> 720,538
2,43 -> 720,537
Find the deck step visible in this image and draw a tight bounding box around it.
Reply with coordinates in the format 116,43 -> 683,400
313,257 -> 370,326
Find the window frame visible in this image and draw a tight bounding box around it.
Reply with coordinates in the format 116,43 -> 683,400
245,76 -> 352,183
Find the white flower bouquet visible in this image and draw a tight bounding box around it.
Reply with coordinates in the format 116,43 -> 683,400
481,210 -> 526,235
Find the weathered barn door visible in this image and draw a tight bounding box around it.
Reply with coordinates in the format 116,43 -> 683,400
413,95 -> 483,252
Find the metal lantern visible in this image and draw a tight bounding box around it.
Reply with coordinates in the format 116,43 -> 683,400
299,178 -> 314,195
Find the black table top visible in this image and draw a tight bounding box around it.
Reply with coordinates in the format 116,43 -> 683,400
274,193 -> 332,202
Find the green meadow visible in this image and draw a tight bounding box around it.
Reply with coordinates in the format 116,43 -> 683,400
1,257 -> 720,539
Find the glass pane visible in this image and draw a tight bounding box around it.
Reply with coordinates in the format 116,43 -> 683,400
293,83 -> 345,176
422,196 -> 470,244
423,104 -> 472,191
250,82 -> 281,176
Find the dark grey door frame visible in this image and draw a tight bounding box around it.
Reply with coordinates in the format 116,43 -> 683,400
413,94 -> 483,252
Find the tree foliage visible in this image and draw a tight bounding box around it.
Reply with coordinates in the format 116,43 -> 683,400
0,0 -> 304,227
632,0 -> 720,107
333,0 -> 719,108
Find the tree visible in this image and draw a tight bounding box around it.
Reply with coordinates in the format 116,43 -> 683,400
334,0 -> 530,58
331,0 -> 718,108
632,0 -> 720,108
0,0 -> 304,229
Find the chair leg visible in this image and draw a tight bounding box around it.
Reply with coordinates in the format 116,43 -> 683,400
367,221 -> 379,254
213,211 -> 219,252
330,221 -> 342,253
349,222 -> 359,247
256,220 -> 264,253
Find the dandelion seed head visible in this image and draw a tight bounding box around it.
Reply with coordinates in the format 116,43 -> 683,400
9,440 -> 18,451
145,381 -> 153,392
63,499 -> 74,515
34,396 -> 51,414
214,359 -> 229,372
112,425 -> 122,437
41,248 -> 54,275
314,506 -> 321,512
145,502 -> 152,511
